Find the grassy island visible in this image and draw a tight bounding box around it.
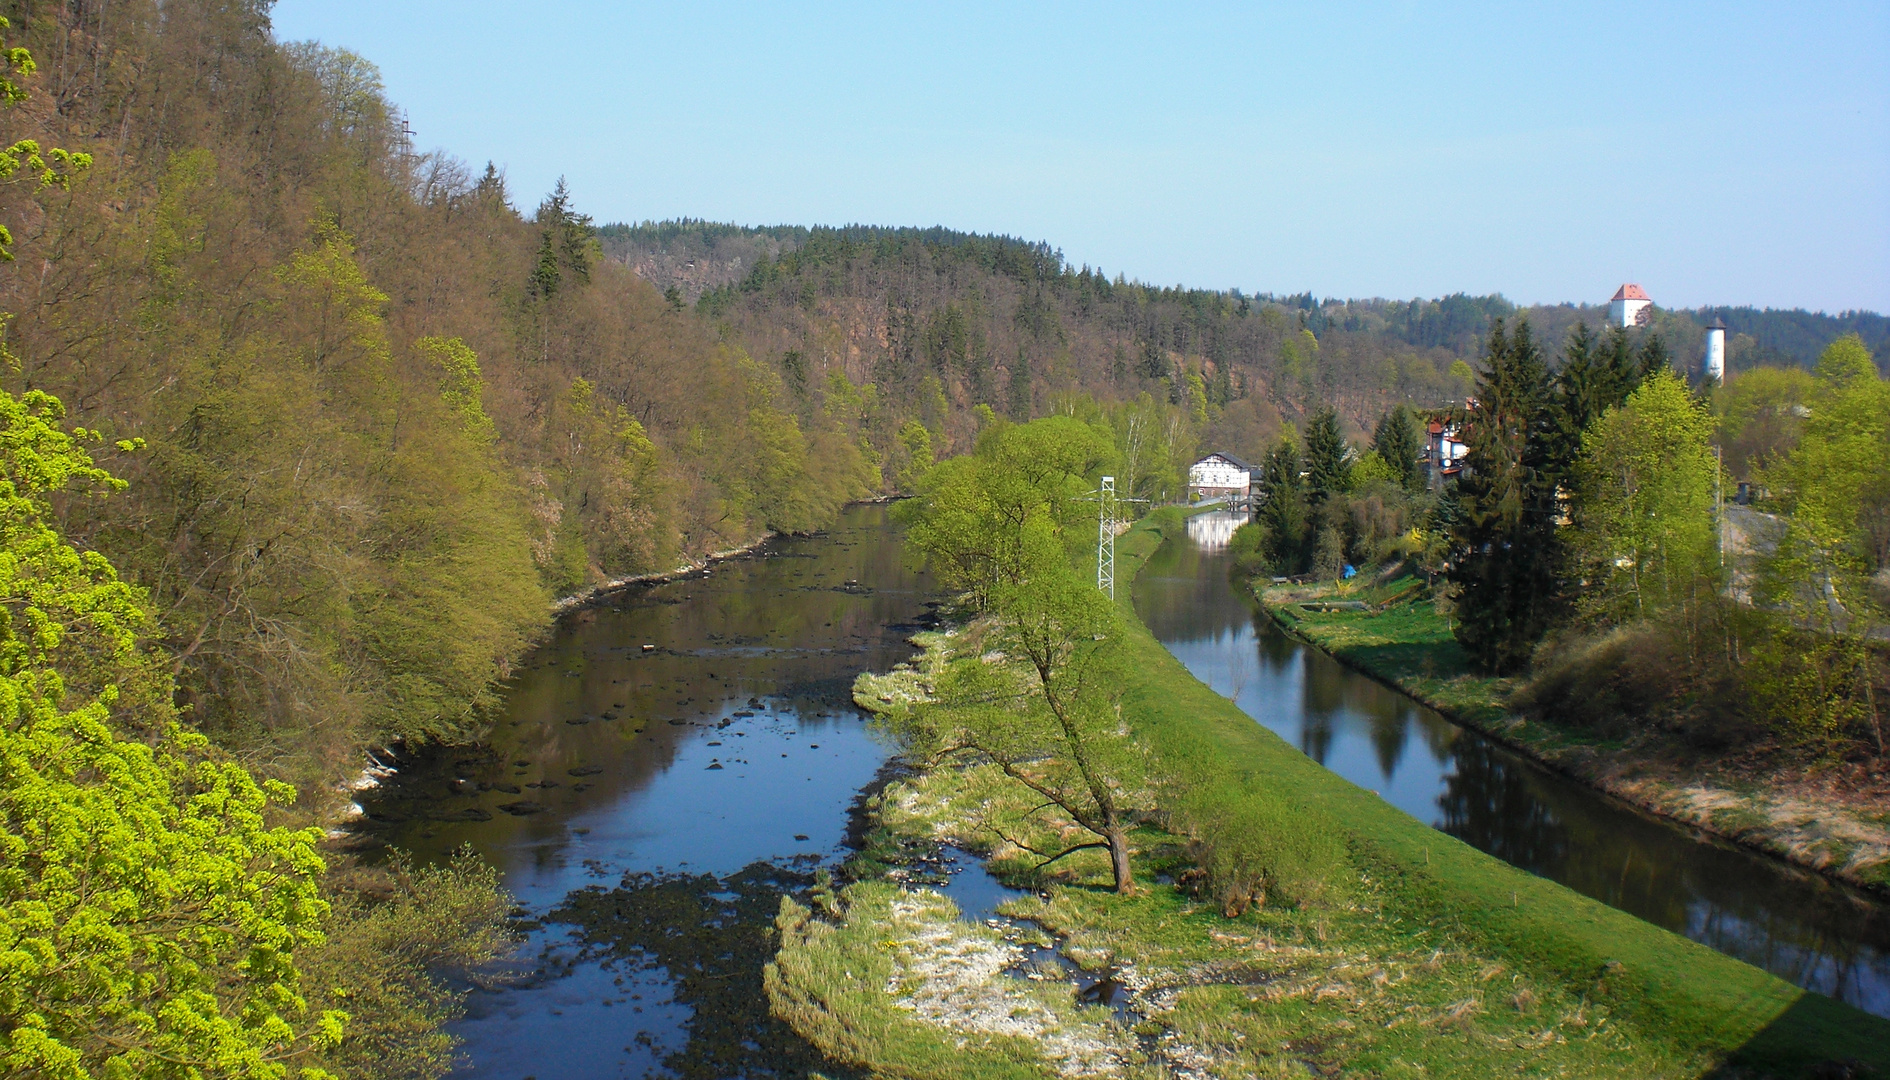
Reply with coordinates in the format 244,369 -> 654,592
766,508 -> 1890,1079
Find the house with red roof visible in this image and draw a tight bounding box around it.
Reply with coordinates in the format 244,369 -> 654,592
1609,283 -> 1653,328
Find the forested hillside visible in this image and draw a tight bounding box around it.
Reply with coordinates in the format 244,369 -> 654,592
0,3 -> 892,790
604,220 -> 1888,455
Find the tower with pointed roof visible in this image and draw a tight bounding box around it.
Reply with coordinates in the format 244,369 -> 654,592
1609,283 -> 1653,328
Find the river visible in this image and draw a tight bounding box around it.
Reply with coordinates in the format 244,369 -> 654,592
359,505 -> 1890,1080
358,503 -> 934,1079
1135,510 -> 1890,1018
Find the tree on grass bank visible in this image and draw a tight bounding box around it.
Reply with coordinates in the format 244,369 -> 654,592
1569,369 -> 1720,628
896,417 -> 1147,892
1749,334 -> 1889,755
1448,318 -> 1565,673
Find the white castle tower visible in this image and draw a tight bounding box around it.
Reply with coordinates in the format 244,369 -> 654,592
1609,284 -> 1653,328
1704,317 -> 1726,384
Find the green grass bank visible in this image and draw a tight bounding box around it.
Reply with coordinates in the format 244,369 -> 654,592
764,508 -> 1890,1078
1255,559 -> 1890,898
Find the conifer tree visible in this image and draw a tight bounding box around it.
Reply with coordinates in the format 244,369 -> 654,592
1637,332 -> 1672,382
1448,318 -> 1565,672
1258,434 -> 1311,574
1304,407 -> 1351,506
1371,403 -> 1423,493
1007,352 -> 1032,420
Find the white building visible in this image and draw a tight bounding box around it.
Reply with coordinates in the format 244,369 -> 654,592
1609,284 -> 1654,328
1187,452 -> 1253,501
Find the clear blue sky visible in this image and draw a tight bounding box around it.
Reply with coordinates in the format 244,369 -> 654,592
272,1 -> 1888,313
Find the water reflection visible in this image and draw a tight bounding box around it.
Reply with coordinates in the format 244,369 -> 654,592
358,504 -> 933,1077
1184,510 -> 1244,551
1135,511 -> 1890,1018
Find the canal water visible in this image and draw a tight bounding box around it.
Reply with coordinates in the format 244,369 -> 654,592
358,503 -> 935,1079
1136,510 -> 1890,1018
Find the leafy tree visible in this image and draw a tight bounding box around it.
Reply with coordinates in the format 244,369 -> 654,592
1714,365 -> 1814,479
1448,318 -> 1564,673
1570,371 -> 1720,626
1751,334 -> 1889,752
913,564 -> 1147,892
889,418 -> 1144,892
0,386 -> 342,1079
1370,404 -> 1422,493
893,419 -> 934,492
899,417 -> 1112,608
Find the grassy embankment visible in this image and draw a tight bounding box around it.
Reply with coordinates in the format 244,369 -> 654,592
764,508 -> 1890,1078
1259,568 -> 1890,897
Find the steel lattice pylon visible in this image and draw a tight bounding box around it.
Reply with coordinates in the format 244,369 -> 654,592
1092,477 -> 1144,599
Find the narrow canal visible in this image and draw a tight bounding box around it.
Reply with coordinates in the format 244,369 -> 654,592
1135,510 -> 1890,1018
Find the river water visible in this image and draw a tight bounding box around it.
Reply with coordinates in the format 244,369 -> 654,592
360,505 -> 1890,1080
358,503 -> 934,1079
1136,511 -> 1890,1018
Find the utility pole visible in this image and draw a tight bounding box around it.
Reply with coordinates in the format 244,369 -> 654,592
1713,445 -> 1724,572
1093,476 -> 1145,600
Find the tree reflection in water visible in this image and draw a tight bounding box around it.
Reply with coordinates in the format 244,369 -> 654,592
1135,511 -> 1890,1017
548,864 -> 845,1080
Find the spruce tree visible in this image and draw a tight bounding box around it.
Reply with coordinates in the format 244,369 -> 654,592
1637,332 -> 1671,382
1371,404 -> 1423,492
1258,435 -> 1311,574
1598,325 -> 1639,404
1007,352 -> 1032,420
1304,407 -> 1351,506
1448,317 -> 1565,673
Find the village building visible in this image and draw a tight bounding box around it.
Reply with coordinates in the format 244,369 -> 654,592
1187,452 -> 1255,502
1422,415 -> 1467,484
1609,283 -> 1654,328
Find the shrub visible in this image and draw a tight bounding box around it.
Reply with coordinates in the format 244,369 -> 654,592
1172,789 -> 1346,914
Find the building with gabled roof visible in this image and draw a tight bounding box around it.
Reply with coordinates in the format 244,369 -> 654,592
1609,283 -> 1653,328
1187,452 -> 1254,502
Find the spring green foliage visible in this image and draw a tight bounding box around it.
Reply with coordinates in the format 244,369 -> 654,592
893,417 -> 1149,890
1570,371 -> 1720,625
0,18 -> 90,263
0,386 -> 343,1079
1744,335 -> 1890,753
1714,365 -> 1814,478
898,416 -> 1112,607
892,419 -> 934,492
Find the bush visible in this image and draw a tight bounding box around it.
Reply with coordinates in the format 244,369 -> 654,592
1172,789 -> 1346,915
1516,623 -> 1755,749
1227,520 -> 1271,577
